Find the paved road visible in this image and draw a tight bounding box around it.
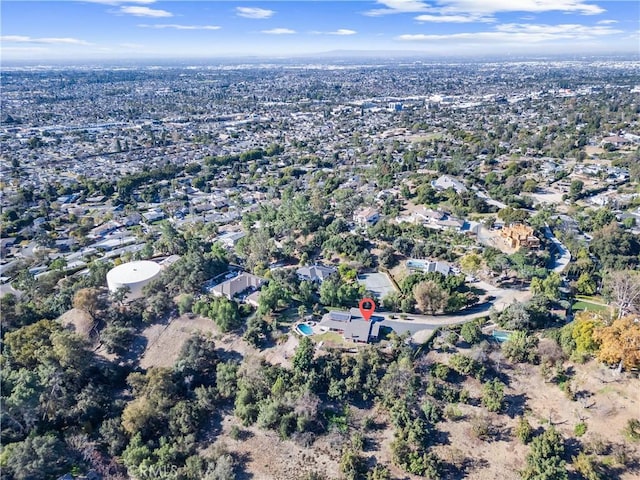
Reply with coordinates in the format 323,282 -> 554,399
475,189 -> 508,209
544,226 -> 571,274
375,279 -> 531,338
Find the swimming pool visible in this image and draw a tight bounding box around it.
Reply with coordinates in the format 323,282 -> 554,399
296,323 -> 313,336
407,259 -> 427,269
492,330 -> 512,343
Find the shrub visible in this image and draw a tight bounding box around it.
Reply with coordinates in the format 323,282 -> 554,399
351,432 -> 365,451
481,378 -> 505,413
623,418 -> 640,442
574,422 -> 587,437
515,417 -> 533,444
444,405 -> 464,421
460,322 -> 482,344
502,330 -> 539,363
572,452 -> 605,480
340,448 -> 366,480
471,415 -> 491,440
521,427 -> 567,480
367,465 -> 391,480
431,363 -> 451,381
363,416 -> 376,431
449,354 -> 485,379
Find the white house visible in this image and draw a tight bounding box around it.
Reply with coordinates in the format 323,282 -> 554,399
354,207 -> 380,226
431,175 -> 467,194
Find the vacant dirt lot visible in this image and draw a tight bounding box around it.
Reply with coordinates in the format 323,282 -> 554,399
140,315 -> 220,368
140,314 -> 301,369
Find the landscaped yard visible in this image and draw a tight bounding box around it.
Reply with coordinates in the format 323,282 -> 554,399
313,331 -> 346,346
572,300 -> 610,313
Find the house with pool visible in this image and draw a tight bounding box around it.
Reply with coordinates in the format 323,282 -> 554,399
318,308 -> 381,343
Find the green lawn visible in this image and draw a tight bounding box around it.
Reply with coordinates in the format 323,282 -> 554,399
575,295 -> 608,304
571,301 -> 609,313
313,331 -> 345,344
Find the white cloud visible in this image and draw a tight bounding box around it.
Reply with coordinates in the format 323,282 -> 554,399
119,6 -> 172,17
414,14 -> 494,23
328,29 -> 358,35
236,7 -> 274,19
365,0 -> 432,16
397,22 -> 622,42
496,22 -> 619,35
597,19 -> 618,25
435,0 -> 605,16
1,35 -> 92,45
366,0 -> 605,16
138,24 -> 221,30
261,28 -> 296,35
83,0 -> 156,5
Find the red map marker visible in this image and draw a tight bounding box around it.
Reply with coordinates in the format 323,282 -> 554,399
358,298 -> 376,322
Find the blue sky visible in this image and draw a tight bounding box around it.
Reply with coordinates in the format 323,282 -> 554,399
1,1 -> 638,61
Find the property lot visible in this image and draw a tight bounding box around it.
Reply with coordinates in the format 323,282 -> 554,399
357,272 -> 398,301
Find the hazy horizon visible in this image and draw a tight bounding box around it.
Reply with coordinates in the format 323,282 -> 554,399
1,0 -> 639,62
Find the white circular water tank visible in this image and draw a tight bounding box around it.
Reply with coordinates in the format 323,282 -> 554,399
106,260 -> 162,300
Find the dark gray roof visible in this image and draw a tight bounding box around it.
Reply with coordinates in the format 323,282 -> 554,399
319,307 -> 380,342
296,264 -> 337,282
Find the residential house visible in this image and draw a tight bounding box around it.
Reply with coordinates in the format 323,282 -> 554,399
142,208 -> 165,223
1,237 -> 16,258
600,135 -> 630,148
296,264 -> 337,284
431,175 -> 467,194
354,207 -> 380,226
211,272 -> 264,302
216,231 -> 246,249
319,308 -> 381,343
407,258 -> 453,276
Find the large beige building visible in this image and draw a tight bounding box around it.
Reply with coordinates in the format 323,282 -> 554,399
500,224 -> 540,249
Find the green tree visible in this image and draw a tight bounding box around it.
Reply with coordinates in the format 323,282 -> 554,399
340,448 -> 366,480
515,417 -> 534,444
216,362 -> 238,400
569,180 -> 584,197
3,435 -> 71,480
495,302 -> 532,330
319,275 -> 363,308
460,253 -> 483,274
460,321 -> 482,344
502,330 -> 539,363
258,281 -> 291,315
530,272 -> 561,301
570,313 -> 602,355
481,378 -> 505,413
521,427 -> 568,480
575,272 -> 596,295
177,294 -> 194,315
292,337 -> 315,373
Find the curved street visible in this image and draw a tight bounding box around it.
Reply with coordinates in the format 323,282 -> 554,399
544,225 -> 572,273
375,280 -> 532,340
